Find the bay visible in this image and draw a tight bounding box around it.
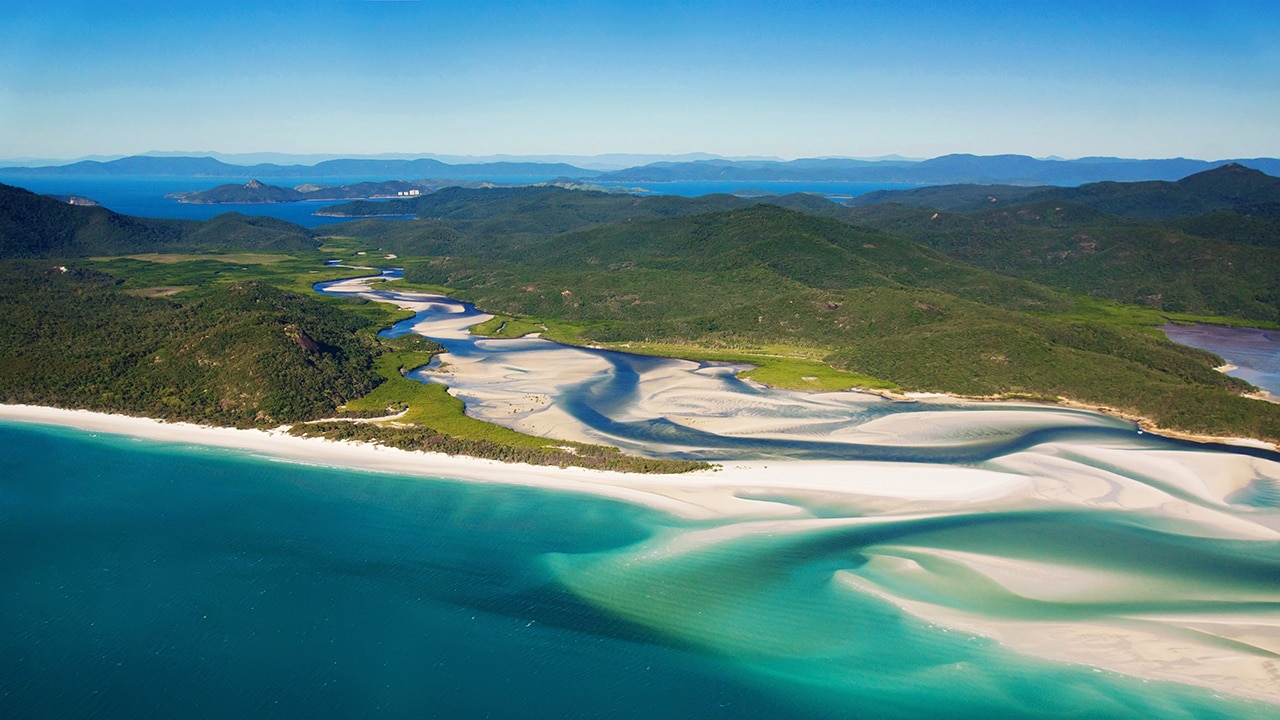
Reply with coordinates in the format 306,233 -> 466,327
1162,324 -> 1280,396
0,175 -> 917,228
2,188 -> 1277,718
0,175 -> 392,229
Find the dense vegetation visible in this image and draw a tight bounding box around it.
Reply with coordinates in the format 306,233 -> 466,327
0,183 -> 319,257
0,249 -> 708,472
171,179 -> 431,204
815,166 -> 1280,326
841,199 -> 1280,322
320,184 -> 756,225
396,200 -> 1279,442
3,172 -> 1278,451
848,163 -> 1280,216
0,262 -> 381,426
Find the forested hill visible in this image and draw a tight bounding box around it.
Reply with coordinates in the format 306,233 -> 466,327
402,203 -> 1279,441
1027,163 -> 1280,219
0,176 -> 1276,443
849,163 -> 1280,218
0,183 -> 319,257
0,265 -> 382,427
836,167 -> 1280,323
318,185 -> 764,233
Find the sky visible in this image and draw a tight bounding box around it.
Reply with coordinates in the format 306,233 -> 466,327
2,0 -> 1278,162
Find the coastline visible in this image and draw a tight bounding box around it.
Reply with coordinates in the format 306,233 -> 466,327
4,401 -> 1279,705
0,403 -> 1029,521
1052,396 -> 1279,450
329,273 -> 1280,455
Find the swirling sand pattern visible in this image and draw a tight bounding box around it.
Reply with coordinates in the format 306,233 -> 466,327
319,273 -> 1280,714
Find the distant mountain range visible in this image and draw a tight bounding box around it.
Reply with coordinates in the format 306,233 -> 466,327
848,162 -> 1280,218
591,155 -> 1280,185
5,153 -> 1280,187
0,156 -> 600,181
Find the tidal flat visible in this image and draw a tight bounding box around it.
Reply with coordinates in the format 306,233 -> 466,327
0,274 -> 1277,718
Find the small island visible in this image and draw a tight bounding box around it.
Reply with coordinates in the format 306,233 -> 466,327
167,179 -> 429,204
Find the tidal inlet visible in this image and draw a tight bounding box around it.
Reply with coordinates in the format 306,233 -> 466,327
288,273 -> 1278,718
4,271 -> 1279,720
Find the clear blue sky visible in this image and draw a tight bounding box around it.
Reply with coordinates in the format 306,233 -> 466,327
3,0 -> 1277,161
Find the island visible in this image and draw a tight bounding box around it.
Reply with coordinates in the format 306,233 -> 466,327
167,179 -> 432,204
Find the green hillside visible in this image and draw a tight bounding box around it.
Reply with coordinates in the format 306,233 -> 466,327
403,204 -> 1278,441
3,179 -> 1276,445
0,264 -> 381,426
846,164 -> 1280,218
843,199 -> 1280,322
321,184 -> 754,227
1032,163 -> 1280,219
0,183 -> 319,257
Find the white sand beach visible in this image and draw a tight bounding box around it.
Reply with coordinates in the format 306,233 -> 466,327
5,401 -> 1279,702
6,274 -> 1277,705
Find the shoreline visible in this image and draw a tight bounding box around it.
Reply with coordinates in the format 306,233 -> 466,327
0,403 -> 738,520
1051,396 -> 1279,450
333,273 -> 1280,454
3,402 -> 1279,705
0,403 -> 1030,521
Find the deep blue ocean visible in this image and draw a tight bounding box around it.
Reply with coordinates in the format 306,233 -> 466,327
0,175 -> 408,229
0,175 -> 916,228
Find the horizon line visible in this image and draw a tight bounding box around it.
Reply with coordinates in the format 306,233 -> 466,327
4,150 -> 1278,169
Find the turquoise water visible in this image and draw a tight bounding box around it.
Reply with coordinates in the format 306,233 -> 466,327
2,422 -> 1276,719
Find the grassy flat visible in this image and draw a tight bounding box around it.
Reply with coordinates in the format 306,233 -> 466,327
469,315 -> 545,338
92,252 -> 295,264
339,350 -> 552,448
594,341 -> 897,391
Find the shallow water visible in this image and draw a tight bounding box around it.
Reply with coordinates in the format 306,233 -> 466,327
3,274 -> 1279,718
325,275 -> 1278,465
1162,324 -> 1280,396
2,423 -> 1276,719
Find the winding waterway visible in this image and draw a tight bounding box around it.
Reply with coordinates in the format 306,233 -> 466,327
2,271 -> 1278,719
307,271 -> 1280,715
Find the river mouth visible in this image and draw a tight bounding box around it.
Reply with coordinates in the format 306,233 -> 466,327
305,271 -> 1280,710
318,272 -> 1278,464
